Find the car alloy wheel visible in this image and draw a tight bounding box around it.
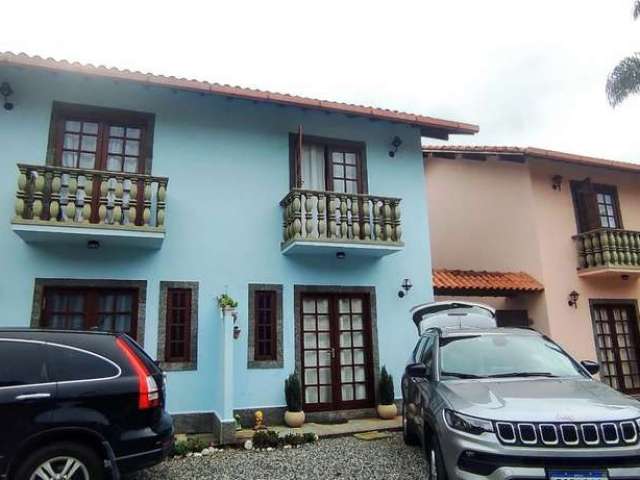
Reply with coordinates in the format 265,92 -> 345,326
29,456 -> 90,480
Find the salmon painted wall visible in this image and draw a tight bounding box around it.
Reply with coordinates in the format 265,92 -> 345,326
425,153 -> 640,363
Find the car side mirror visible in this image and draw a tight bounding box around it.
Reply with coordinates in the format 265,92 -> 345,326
406,362 -> 428,379
581,360 -> 600,375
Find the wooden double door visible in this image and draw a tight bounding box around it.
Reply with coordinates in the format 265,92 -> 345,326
300,293 -> 375,411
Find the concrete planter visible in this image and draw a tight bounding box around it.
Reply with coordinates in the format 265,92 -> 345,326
284,410 -> 305,428
376,404 -> 398,420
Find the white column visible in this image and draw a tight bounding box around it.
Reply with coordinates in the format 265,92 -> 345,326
221,307 -> 236,422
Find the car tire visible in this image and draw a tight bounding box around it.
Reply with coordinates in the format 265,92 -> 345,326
425,432 -> 448,480
14,441 -> 104,480
402,402 -> 419,445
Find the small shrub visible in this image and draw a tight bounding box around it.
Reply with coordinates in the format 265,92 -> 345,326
253,430 -> 282,449
284,433 -> 304,447
284,373 -> 302,412
173,436 -> 210,457
303,432 -> 318,444
378,366 -> 395,405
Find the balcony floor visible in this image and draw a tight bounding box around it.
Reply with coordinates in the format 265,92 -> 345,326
281,239 -> 403,257
12,221 -> 164,249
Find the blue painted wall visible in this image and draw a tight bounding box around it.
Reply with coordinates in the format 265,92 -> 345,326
0,66 -> 434,420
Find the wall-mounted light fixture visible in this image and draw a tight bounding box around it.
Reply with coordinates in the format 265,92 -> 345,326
398,278 -> 413,298
336,251 -> 346,260
233,325 -> 241,339
87,240 -> 100,250
568,290 -> 579,308
0,82 -> 14,111
388,136 -> 403,157
551,175 -> 563,191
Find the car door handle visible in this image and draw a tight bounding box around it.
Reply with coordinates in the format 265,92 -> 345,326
15,393 -> 51,401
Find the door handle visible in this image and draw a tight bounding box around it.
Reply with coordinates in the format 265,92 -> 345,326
323,349 -> 336,360
15,393 -> 51,401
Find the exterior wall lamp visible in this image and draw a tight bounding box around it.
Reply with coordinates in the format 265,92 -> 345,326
398,278 -> 413,298
568,290 -> 580,308
0,82 -> 14,111
551,175 -> 563,191
388,136 -> 403,157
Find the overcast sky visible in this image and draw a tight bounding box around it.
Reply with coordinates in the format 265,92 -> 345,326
3,0 -> 639,162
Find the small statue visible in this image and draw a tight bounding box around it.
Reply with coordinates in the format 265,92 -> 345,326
254,410 -> 266,430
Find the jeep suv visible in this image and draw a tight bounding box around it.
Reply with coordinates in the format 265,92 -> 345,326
403,306 -> 640,480
0,329 -> 174,480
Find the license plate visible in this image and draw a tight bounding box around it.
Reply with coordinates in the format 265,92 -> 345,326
548,471 -> 608,480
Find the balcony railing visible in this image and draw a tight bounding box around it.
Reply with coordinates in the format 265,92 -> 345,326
12,164 -> 168,247
280,189 -> 403,256
574,228 -> 640,276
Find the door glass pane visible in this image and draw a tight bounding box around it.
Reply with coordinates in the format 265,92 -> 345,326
305,386 -> 318,403
319,386 -> 331,403
355,383 -> 367,400
317,299 -> 328,314
304,351 -> 317,367
317,315 -> 330,331
303,315 -> 316,330
304,332 -> 316,348
340,333 -> 352,348
340,315 -> 351,330
341,384 -> 354,401
305,368 -> 318,385
318,367 -> 331,384
318,332 -> 330,349
341,367 -> 353,382
318,351 -> 331,366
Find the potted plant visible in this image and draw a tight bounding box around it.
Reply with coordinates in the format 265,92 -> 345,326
376,366 -> 397,419
284,373 -> 305,427
218,293 -> 238,321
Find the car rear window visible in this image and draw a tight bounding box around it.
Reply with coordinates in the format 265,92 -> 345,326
0,340 -> 48,387
47,344 -> 119,382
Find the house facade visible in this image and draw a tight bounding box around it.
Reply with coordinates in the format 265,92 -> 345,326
0,52 -> 478,443
425,146 -> 640,396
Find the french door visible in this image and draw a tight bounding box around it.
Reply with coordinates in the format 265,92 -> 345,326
41,287 -> 139,340
592,302 -> 640,394
301,293 -> 375,411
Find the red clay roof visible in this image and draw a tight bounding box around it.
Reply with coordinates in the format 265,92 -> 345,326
0,52 -> 479,137
433,269 -> 544,295
423,145 -> 640,173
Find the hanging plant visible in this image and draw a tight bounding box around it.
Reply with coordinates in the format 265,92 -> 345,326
218,293 -> 238,310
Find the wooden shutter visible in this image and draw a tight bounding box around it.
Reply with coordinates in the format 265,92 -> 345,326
573,178 -> 600,232
293,125 -> 303,188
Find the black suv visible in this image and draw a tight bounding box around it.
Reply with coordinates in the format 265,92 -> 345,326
0,329 -> 174,480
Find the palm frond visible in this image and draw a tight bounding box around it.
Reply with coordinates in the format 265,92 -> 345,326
635,0 -> 640,20
606,53 -> 640,106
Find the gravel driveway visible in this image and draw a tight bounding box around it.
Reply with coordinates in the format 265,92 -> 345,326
138,433 -> 426,480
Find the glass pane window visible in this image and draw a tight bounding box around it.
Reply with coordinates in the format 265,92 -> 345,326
165,288 -> 192,362
60,120 -> 98,169
254,290 -> 277,361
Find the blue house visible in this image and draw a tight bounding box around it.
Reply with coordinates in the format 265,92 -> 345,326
0,52 -> 477,443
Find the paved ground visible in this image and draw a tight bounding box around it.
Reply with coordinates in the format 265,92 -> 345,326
138,433 -> 426,480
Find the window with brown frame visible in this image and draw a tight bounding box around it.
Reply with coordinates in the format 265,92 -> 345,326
164,288 -> 192,363
570,179 -> 623,233
290,131 -> 367,194
254,290 -> 277,361
41,287 -> 138,339
48,102 -> 154,174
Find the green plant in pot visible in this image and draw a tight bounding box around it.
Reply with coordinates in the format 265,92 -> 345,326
376,366 -> 397,419
284,373 -> 305,428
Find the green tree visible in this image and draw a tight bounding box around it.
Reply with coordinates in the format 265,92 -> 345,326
606,1 -> 640,106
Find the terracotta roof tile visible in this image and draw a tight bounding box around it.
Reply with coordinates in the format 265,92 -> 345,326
433,269 -> 544,294
423,145 -> 640,173
0,51 -> 479,137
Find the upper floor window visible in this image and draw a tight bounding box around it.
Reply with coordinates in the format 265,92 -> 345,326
571,179 -> 622,233
49,102 -> 155,175
290,131 -> 367,194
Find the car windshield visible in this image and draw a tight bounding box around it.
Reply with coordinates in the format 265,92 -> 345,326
439,333 -> 585,379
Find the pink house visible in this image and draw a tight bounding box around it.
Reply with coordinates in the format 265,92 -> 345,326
425,146 -> 640,395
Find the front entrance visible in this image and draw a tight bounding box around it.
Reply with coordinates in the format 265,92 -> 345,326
591,301 -> 640,394
300,293 -> 375,411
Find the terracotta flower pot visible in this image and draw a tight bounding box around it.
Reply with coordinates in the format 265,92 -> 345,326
377,404 -> 398,420
284,410 -> 305,428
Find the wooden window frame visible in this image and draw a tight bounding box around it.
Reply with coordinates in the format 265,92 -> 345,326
247,284 -> 283,369
288,133 -> 368,194
157,281 -> 199,371
46,102 -> 155,175
589,299 -> 640,394
253,290 -> 278,362
570,180 -> 623,233
39,286 -> 139,339
164,288 -> 193,363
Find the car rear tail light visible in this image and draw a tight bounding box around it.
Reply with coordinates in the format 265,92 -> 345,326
116,337 -> 160,410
